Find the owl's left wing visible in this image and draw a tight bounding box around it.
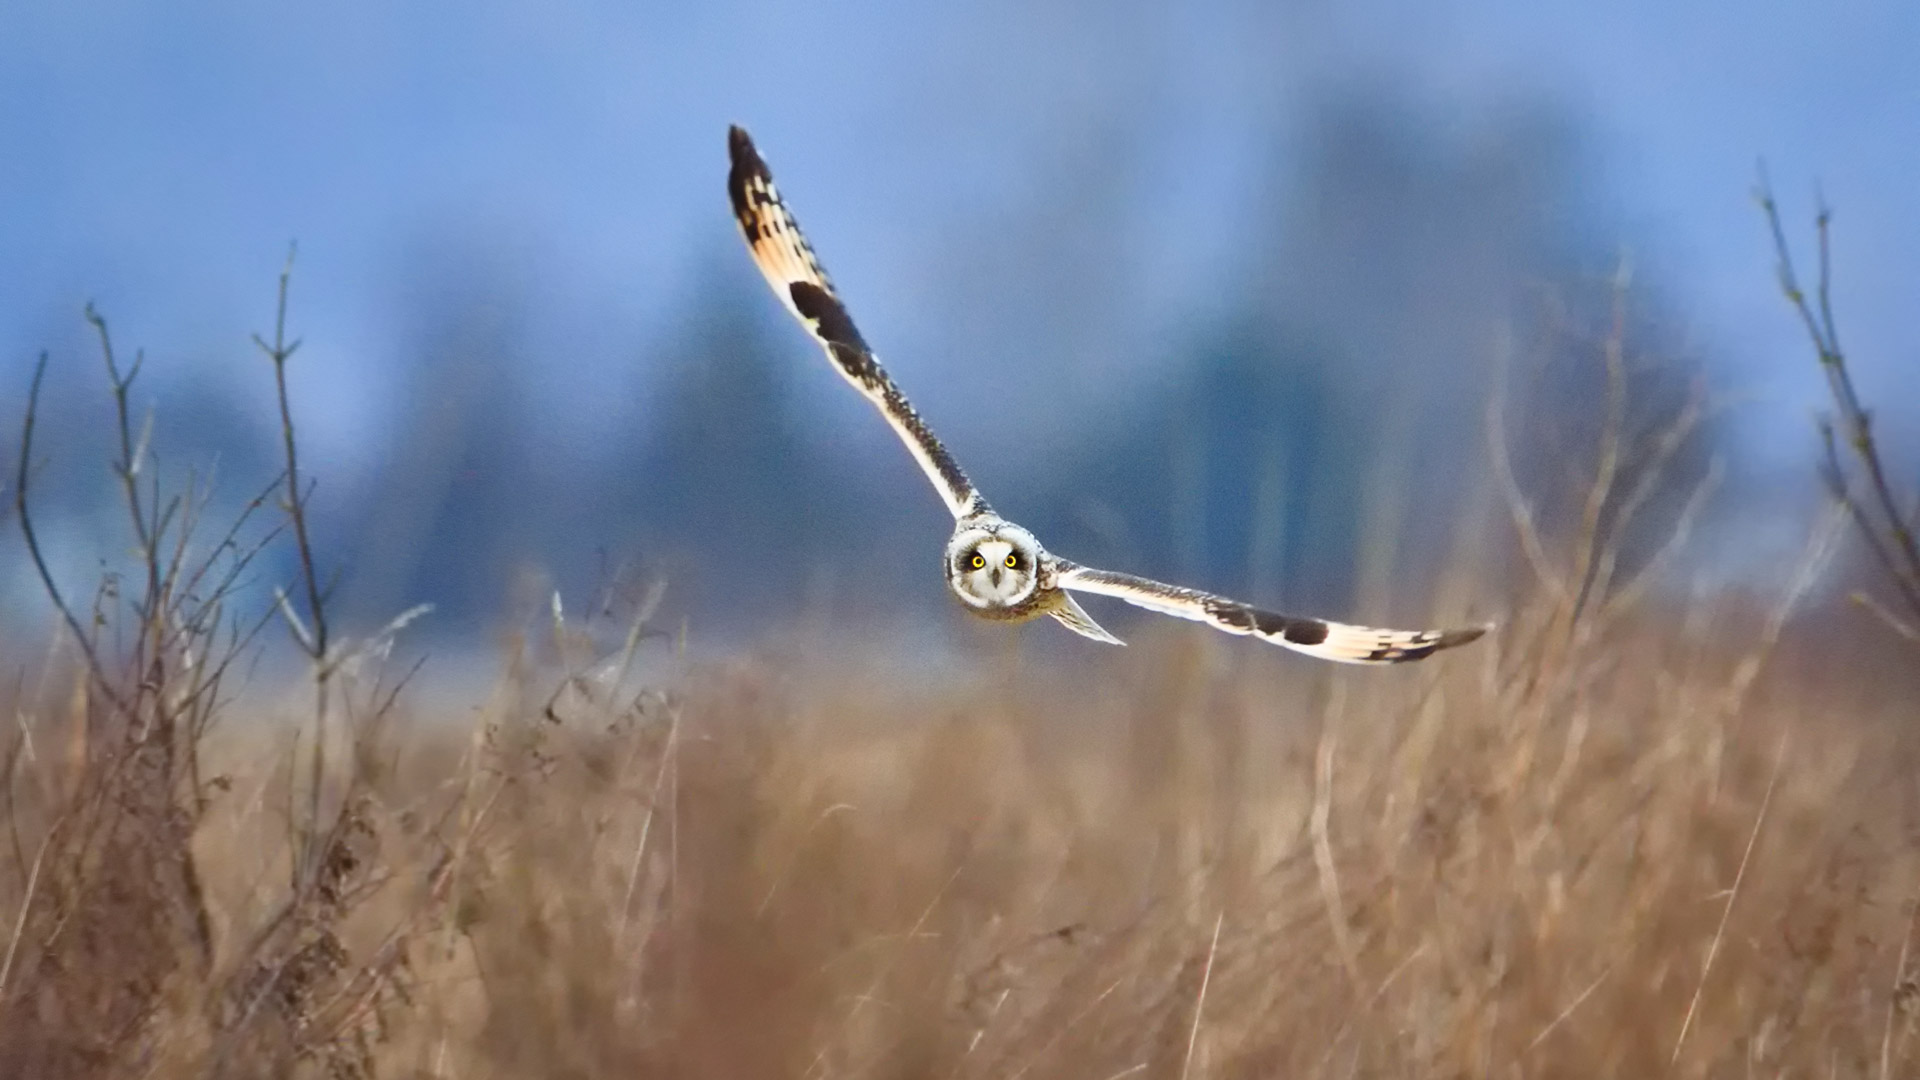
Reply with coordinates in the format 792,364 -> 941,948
1054,563 -> 1488,665
727,126 -> 990,521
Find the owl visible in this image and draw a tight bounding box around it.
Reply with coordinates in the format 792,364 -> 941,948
726,127 -> 1488,664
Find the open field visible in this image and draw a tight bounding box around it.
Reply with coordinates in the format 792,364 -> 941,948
3,583 -> 1918,1078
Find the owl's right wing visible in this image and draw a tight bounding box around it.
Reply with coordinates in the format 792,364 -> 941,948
1054,563 -> 1488,665
727,126 -> 990,521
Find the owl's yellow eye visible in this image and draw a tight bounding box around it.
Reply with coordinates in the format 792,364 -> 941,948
970,553 -> 986,569
1004,553 -> 1019,569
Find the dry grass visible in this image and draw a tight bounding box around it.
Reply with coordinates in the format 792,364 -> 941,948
5,597 -> 1918,1079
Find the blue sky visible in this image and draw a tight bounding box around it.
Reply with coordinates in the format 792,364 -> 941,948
2,0 -> 1915,505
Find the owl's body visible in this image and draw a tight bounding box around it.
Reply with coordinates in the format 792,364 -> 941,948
944,519 -> 1051,621
940,517 -> 1121,640
727,126 -> 1489,665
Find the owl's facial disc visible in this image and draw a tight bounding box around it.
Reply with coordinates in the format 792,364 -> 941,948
946,524 -> 1040,609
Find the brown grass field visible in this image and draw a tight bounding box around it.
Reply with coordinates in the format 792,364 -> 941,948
3,577 -> 1918,1078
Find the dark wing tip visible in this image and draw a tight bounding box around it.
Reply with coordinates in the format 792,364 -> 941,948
728,125 -> 756,160
1375,622 -> 1491,663
727,126 -> 768,222
1433,624 -> 1492,652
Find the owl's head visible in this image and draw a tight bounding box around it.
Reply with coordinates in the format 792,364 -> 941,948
944,519 -> 1043,610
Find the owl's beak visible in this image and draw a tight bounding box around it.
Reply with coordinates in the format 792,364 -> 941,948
989,567 -> 1003,587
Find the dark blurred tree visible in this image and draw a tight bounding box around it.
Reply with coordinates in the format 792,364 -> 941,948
343,242 -> 546,628
612,266 -> 850,629
1025,321 -> 1365,617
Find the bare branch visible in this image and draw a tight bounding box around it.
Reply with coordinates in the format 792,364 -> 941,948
1486,330 -> 1570,605
1757,173 -> 1920,638
14,353 -> 123,706
1852,591 -> 1920,644
254,243 -> 328,665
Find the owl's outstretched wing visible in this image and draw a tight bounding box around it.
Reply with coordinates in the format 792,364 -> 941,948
727,126 -> 989,521
1054,563 -> 1488,664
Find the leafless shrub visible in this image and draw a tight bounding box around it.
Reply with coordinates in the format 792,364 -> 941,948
2,260 -> 450,1079
1756,176 -> 1920,645
3,307 -> 279,1074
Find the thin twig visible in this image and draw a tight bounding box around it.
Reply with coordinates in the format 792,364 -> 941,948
252,245 -> 325,664
1672,729 -> 1789,1066
1881,890 -> 1919,1080
1817,420 -> 1920,611
1312,943 -> 1429,1076
1565,257 -> 1632,628
1313,687 -> 1361,990
14,353 -> 123,709
1585,384 -> 1714,620
0,819 -> 61,997
616,702 -> 680,949
1526,963 -> 1614,1054
1486,331 -> 1570,605
1853,591 -> 1920,644
249,245 -> 340,882
806,863 -> 965,1080
1602,456 -> 1724,618
1006,975 -> 1131,1080
1180,912 -> 1225,1080
1757,174 -> 1920,626
86,306 -> 162,643
756,803 -> 858,918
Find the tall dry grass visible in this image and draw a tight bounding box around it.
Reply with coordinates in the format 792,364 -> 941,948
7,598 -> 1918,1078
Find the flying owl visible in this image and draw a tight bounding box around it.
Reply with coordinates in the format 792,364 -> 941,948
726,126 -> 1488,664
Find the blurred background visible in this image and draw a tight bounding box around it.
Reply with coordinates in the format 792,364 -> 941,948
2,0 -> 1915,658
